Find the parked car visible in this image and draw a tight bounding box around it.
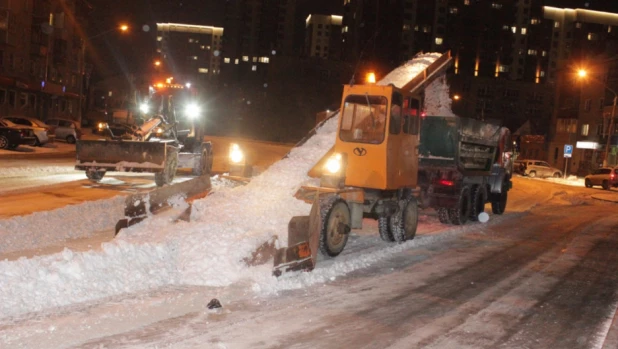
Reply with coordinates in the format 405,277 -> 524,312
514,159 -> 562,178
46,118 -> 83,144
0,119 -> 37,149
0,116 -> 52,146
584,166 -> 618,190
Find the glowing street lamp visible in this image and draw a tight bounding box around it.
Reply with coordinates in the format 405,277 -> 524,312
578,69 -> 617,166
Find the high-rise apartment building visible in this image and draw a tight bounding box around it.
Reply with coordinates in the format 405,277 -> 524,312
221,0 -> 297,82
304,14 -> 343,59
156,23 -> 224,84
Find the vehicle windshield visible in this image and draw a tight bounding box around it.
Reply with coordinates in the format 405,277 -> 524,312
339,94 -> 388,144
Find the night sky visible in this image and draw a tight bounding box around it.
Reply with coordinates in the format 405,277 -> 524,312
85,0 -> 340,79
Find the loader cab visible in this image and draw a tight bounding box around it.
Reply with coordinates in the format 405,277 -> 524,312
332,84 -> 422,190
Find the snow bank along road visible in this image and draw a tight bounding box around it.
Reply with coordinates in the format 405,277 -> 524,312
1,177 -> 617,349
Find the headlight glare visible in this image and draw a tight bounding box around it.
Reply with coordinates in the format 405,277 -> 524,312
185,103 -> 201,119
229,143 -> 244,163
325,153 -> 342,174
139,103 -> 150,114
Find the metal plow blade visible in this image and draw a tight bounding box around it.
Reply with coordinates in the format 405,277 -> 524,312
272,199 -> 321,277
76,140 -> 169,172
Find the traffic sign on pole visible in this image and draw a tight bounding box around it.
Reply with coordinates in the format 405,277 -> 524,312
564,144 -> 573,158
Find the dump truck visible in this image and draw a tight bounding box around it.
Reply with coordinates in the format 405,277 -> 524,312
272,51 -> 513,276
75,81 -> 213,186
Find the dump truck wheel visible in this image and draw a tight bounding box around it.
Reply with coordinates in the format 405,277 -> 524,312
469,185 -> 487,221
155,151 -> 179,187
319,197 -> 351,257
491,182 -> 508,214
86,169 -> 105,182
437,208 -> 450,224
449,186 -> 471,225
378,216 -> 395,242
390,197 -> 418,242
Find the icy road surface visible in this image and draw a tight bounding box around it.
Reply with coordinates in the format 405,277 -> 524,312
1,178 -> 617,349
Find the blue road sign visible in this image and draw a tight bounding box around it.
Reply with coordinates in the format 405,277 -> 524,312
564,144 -> 573,158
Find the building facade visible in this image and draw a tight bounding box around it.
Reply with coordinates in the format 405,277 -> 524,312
156,23 -> 224,86
304,14 -> 342,59
0,0 -> 83,123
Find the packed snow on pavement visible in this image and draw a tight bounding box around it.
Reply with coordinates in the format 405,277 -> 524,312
0,52 -> 587,324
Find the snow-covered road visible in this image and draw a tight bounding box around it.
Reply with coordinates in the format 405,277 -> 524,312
1,178 -> 616,349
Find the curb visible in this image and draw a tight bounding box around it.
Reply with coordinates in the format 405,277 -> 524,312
591,194 -> 618,203
0,151 -> 75,160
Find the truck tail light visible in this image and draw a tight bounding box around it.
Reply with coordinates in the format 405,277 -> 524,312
437,179 -> 455,187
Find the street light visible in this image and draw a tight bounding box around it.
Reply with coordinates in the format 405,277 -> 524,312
578,69 -> 617,167
78,24 -> 129,124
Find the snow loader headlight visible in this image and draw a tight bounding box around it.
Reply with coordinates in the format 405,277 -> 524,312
139,103 -> 150,114
185,103 -> 201,119
321,153 -> 347,188
97,122 -> 108,132
229,143 -> 244,164
325,153 -> 343,174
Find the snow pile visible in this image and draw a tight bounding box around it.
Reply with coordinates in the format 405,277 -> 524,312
0,197 -> 125,254
0,54 -> 449,319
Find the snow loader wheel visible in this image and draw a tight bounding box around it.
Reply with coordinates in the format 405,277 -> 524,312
390,197 -> 419,242
378,216 -> 395,242
85,169 -> 105,182
469,185 -> 487,221
491,181 -> 508,214
155,150 -> 179,187
319,196 -> 351,257
437,207 -> 450,224
448,186 -> 471,225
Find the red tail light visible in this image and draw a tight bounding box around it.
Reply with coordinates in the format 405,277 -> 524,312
438,179 -> 455,186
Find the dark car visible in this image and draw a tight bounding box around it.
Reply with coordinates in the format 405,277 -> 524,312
0,119 -> 37,149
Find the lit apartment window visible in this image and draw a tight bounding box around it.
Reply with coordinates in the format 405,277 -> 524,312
201,45 -> 205,49
449,7 -> 458,14
554,21 -> 560,28
531,18 -> 539,25
491,3 -> 502,9
588,33 -> 598,40
521,28 -> 527,35
414,25 -> 419,31
224,58 -> 230,63
252,65 -> 257,71
198,68 -> 209,73
609,26 -> 613,33
235,59 -> 239,64
435,37 -> 443,45
403,24 -> 411,30
192,56 -> 198,60
423,26 -> 431,33
527,49 -> 537,55
499,65 -> 509,72
189,38 -> 194,43
540,71 -> 546,77
242,56 -> 249,61
503,25 -> 510,30
576,22 -> 582,29
542,51 -> 547,57
464,0 -> 470,5
342,26 -> 348,33
259,57 -> 270,63
581,124 -> 589,136
511,26 -> 517,34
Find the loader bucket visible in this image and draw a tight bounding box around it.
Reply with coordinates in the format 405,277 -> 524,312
273,199 -> 321,276
75,140 -> 170,172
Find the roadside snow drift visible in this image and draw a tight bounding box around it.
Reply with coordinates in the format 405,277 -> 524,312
0,53 -> 444,319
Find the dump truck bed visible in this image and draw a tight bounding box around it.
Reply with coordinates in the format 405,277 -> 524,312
75,140 -> 174,173
419,116 -> 503,174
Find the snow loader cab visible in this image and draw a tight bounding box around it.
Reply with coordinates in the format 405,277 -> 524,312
273,83 -> 424,276
75,81 -> 213,187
